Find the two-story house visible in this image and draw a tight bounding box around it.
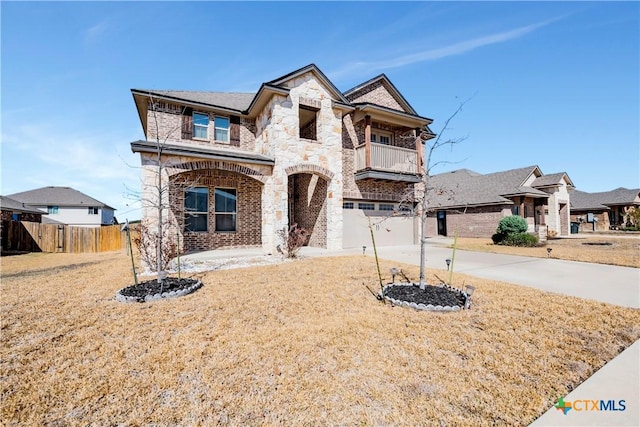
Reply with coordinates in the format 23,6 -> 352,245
7,186 -> 116,227
130,64 -> 435,255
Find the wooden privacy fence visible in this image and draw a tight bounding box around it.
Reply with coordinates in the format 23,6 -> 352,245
1,221 -> 127,253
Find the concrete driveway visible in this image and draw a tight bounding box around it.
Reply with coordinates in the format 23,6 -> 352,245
366,242 -> 640,309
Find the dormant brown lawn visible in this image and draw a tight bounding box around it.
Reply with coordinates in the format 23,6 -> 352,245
2,250 -> 639,425
450,234 -> 640,268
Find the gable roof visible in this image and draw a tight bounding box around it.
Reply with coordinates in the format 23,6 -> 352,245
343,73 -> 418,115
7,187 -> 115,210
131,63 -> 431,132
267,63 -> 350,104
531,172 -> 574,188
0,196 -> 46,215
427,166 -> 551,209
132,90 -> 255,113
570,187 -> 640,210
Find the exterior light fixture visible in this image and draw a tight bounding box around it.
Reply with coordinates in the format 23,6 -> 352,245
445,258 -> 451,270
547,247 -> 552,258
464,285 -> 475,309
362,246 -> 366,255
390,267 -> 399,283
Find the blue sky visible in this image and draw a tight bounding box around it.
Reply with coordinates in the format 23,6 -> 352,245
2,1 -> 638,221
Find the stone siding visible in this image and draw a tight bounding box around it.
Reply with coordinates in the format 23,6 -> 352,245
253,71 -> 344,251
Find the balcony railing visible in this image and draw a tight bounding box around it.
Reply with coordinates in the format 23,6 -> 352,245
356,143 -> 419,174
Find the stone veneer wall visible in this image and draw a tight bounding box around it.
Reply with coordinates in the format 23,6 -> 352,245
254,71 -> 343,251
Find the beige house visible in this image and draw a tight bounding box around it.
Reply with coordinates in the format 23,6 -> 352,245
130,64 -> 435,254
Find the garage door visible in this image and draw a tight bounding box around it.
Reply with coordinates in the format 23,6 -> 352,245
342,208 -> 417,248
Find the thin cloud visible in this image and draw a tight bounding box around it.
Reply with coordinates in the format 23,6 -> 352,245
84,20 -> 109,44
329,16 -> 565,80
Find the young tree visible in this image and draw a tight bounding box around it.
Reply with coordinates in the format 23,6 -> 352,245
133,97 -> 196,288
412,98 -> 472,289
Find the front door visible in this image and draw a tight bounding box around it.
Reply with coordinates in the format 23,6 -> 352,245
437,210 -> 447,236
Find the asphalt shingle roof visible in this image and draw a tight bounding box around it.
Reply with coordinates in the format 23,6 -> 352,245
0,196 -> 45,215
7,187 -> 115,210
426,166 -> 552,209
137,90 -> 256,112
570,187 -> 640,210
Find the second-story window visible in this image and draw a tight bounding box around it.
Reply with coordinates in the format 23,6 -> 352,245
214,116 -> 229,142
299,105 -> 318,141
371,131 -> 392,145
193,112 -> 209,139
88,207 -> 99,215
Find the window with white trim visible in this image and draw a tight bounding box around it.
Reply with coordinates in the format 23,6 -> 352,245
88,207 -> 99,215
193,112 -> 209,139
214,116 -> 229,142
47,206 -> 59,214
371,130 -> 392,145
215,188 -> 237,232
358,202 -> 375,210
379,203 -> 395,211
184,187 -> 208,232
343,202 -> 354,209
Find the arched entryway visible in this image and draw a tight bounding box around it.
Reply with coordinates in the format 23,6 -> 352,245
284,164 -> 334,249
287,173 -> 328,248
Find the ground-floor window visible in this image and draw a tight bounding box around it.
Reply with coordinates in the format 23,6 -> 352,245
185,187 -> 208,232
215,188 -> 237,232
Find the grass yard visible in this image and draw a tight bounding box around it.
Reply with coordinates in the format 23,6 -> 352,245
449,235 -> 640,268
2,251 -> 639,425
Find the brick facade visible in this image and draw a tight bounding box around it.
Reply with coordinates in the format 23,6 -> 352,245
170,169 -> 262,252
134,65 -> 433,260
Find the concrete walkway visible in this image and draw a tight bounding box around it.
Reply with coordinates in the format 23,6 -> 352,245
184,242 -> 640,425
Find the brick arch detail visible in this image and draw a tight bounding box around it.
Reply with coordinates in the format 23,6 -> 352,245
167,160 -> 268,183
285,163 -> 334,181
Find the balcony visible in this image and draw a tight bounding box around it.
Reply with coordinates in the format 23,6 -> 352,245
355,143 -> 421,183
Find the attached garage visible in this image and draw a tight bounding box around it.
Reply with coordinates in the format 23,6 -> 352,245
342,201 -> 417,248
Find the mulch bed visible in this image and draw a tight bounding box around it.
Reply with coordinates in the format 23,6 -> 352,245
384,283 -> 466,308
118,277 -> 200,302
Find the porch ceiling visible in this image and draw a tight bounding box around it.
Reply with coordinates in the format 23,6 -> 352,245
130,140 -> 275,166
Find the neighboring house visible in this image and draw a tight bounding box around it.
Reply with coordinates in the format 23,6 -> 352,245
130,63 -> 436,254
6,187 -> 116,227
424,166 -> 575,238
0,196 -> 45,222
570,188 -> 640,231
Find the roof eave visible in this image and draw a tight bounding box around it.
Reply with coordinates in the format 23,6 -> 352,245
131,89 -> 247,116
130,140 -> 275,166
355,103 -> 433,128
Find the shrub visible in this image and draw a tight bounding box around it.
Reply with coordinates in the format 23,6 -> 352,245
276,223 -> 311,258
496,216 -> 528,235
491,233 -> 504,244
501,232 -> 539,247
